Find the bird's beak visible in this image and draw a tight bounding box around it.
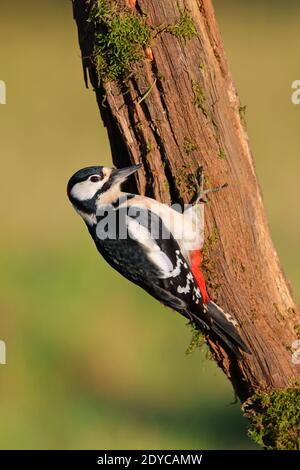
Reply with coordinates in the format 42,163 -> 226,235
111,164 -> 142,183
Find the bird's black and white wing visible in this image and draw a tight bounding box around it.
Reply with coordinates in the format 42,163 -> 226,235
93,204 -> 210,331
68,164 -> 250,356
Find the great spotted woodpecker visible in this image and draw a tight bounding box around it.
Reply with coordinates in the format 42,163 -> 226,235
67,164 -> 250,357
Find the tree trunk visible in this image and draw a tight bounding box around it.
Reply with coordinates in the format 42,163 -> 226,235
72,0 -> 300,448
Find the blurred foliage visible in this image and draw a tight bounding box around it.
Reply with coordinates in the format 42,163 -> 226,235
0,0 -> 298,450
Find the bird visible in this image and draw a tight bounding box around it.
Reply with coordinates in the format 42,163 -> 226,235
67,163 -> 250,357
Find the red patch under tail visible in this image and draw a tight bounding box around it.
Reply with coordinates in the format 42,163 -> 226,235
191,250 -> 210,304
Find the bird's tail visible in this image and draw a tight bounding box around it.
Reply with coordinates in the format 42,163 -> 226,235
207,301 -> 251,357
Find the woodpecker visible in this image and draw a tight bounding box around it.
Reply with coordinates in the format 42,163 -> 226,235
67,164 -> 250,357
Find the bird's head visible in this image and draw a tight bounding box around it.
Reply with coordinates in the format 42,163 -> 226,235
67,164 -> 142,221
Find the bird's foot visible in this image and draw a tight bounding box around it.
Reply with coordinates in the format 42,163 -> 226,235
192,166 -> 228,204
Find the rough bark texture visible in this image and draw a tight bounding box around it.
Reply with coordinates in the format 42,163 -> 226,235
72,0 -> 300,405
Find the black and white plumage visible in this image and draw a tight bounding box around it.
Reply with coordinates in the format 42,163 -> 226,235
67,164 -> 250,357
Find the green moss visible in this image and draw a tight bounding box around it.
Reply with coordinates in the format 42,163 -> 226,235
156,71 -> 165,82
146,141 -> 153,154
201,254 -> 218,293
192,80 -> 207,115
249,308 -> 258,322
88,0 -> 151,83
167,4 -> 197,40
135,120 -> 143,130
206,225 -> 219,246
199,63 -> 206,73
218,148 -> 226,160
244,386 -> 300,449
163,179 -> 170,193
186,326 -> 205,355
183,138 -> 198,155
87,1 -> 198,84
175,164 -> 197,198
186,325 -> 212,359
201,226 -> 221,295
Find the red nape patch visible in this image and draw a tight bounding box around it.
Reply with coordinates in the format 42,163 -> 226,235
191,250 -> 210,304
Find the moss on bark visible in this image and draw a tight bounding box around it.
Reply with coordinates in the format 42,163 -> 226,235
243,384 -> 300,449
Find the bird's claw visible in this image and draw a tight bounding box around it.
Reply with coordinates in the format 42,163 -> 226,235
192,167 -> 228,205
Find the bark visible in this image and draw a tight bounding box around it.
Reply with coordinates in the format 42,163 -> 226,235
72,0 -> 300,405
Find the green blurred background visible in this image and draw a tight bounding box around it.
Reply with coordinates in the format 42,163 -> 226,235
0,0 -> 299,449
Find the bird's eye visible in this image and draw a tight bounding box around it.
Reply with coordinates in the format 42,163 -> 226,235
90,175 -> 101,183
